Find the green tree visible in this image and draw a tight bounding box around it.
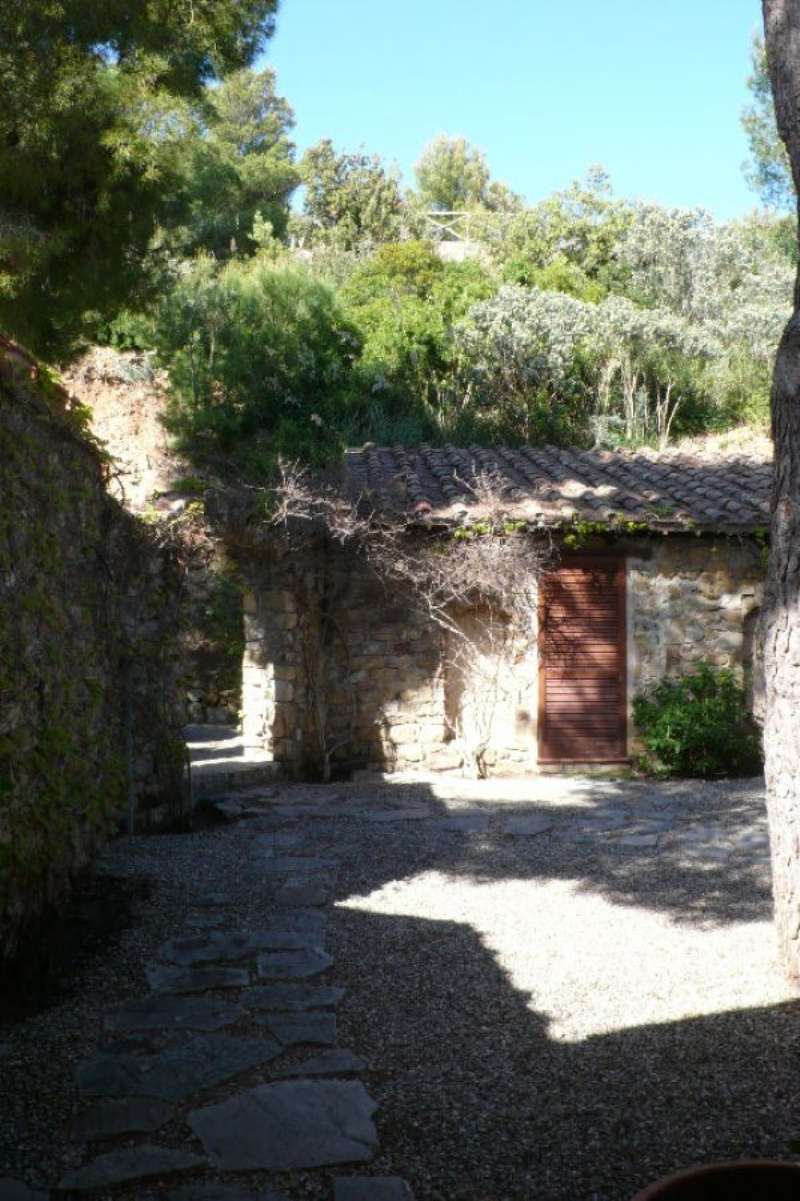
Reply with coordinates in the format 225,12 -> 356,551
340,241 -> 497,440
156,255 -> 359,475
0,0 -> 278,360
495,168 -> 631,296
742,32 -> 794,210
414,135 -> 492,211
295,140 -> 404,250
178,68 -> 299,258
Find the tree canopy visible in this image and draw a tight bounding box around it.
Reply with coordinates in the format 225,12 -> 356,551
742,32 -> 795,211
0,0 -> 279,359
414,136 -> 493,211
294,140 -> 405,250
0,9 -> 788,470
175,68 -> 299,260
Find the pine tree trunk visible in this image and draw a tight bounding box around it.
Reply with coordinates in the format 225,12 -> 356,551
763,313 -> 800,981
761,0 -> 800,981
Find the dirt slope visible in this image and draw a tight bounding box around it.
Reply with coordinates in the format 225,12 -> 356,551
61,348 -> 184,511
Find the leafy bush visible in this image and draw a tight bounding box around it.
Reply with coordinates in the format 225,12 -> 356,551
339,242 -> 496,439
156,254 -> 359,476
452,285 -> 598,445
633,662 -> 763,778
96,308 -> 157,352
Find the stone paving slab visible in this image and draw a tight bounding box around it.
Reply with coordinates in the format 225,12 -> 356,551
729,829 -> 770,845
274,879 -> 334,907
70,1097 -> 174,1139
334,1178 -> 413,1201
0,1180 -> 48,1201
503,817 -> 555,837
259,857 -> 339,875
624,819 -> 674,833
263,831 -> 307,849
266,910 -> 329,938
100,1033 -> 160,1055
55,1146 -> 205,1192
367,809 -> 431,823
576,814 -> 631,831
271,805 -> 341,819
271,1050 -> 367,1078
209,798 -> 269,822
430,815 -> 489,834
263,1012 -> 336,1047
146,965 -> 251,994
158,931 -> 315,966
168,1186 -> 289,1201
195,892 -> 229,907
77,1035 -> 282,1102
247,983 -> 345,1012
256,948 -> 333,980
613,834 -> 660,849
188,1080 -> 378,1170
105,996 -> 245,1034
186,914 -> 229,931
671,843 -> 734,863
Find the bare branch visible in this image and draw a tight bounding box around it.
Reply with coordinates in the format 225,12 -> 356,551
260,460 -> 554,778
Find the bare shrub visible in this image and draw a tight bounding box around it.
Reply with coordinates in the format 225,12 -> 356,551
262,462 -> 553,778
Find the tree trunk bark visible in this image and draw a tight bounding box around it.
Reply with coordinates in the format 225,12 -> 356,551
761,0 -> 800,981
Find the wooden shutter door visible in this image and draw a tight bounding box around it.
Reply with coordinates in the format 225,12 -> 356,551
538,557 -> 627,763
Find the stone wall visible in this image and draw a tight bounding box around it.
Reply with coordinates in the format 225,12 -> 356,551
0,341 -> 185,957
628,536 -> 765,744
239,541 -> 539,778
239,533 -> 765,779
62,348 -> 244,726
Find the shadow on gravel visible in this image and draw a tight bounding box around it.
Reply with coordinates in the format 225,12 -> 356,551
316,774 -> 793,1199
0,774 -> 789,1201
0,874 -> 151,1025
331,777 -> 771,928
335,901 -> 800,1201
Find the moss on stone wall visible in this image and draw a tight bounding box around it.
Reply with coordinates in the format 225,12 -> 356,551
0,341 -> 184,958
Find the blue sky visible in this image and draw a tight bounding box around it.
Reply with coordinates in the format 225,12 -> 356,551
260,0 -> 766,219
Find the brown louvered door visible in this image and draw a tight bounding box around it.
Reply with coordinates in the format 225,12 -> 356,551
538,557 -> 627,763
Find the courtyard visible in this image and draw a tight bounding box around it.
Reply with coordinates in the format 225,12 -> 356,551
1,773 -> 796,1201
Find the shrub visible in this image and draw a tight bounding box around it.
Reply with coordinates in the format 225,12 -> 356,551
633,662 -> 763,778
155,255 -> 360,476
452,285 -> 596,445
339,242 -> 496,439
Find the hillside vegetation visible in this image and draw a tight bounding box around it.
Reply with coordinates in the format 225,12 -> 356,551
144,158 -> 793,478
2,31 -> 791,479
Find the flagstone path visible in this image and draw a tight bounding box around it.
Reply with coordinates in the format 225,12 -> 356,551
38,792 -> 416,1201
0,770 -> 785,1201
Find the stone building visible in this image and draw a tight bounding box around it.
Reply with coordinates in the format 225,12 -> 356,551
236,446 -> 771,778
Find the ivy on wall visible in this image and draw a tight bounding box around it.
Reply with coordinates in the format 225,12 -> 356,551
0,345 -> 184,959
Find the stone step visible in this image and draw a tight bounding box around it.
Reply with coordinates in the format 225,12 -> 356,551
191,763 -> 281,802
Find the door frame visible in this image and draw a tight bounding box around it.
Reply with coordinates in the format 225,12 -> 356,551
537,553 -> 629,764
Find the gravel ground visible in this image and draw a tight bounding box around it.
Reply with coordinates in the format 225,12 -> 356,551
1,773 -> 799,1201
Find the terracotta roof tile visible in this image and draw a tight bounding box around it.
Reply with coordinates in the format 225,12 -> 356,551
342,444 -> 772,533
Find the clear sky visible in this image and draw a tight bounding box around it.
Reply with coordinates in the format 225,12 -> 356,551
260,0 -> 766,219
